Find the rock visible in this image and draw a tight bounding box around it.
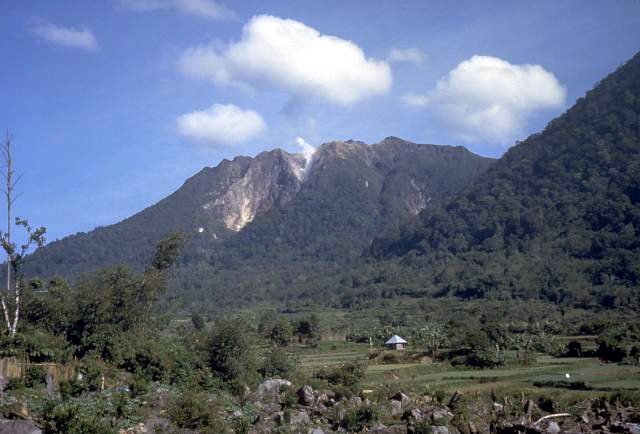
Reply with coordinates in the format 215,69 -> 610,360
579,414 -> 590,424
312,403 -> 328,416
431,409 -> 452,423
118,423 -> 148,434
289,410 -> 310,425
468,421 -> 478,434
257,379 -> 291,398
523,399 -> 536,416
410,408 -> 424,422
448,390 -> 462,408
316,392 -> 329,405
544,421 -> 561,434
392,392 -> 411,406
350,396 -> 363,407
232,410 -> 243,418
308,429 -> 325,434
273,411 -> 285,424
262,402 -> 281,414
620,423 -> 640,434
369,423 -> 394,434
432,426 -> 449,434
297,385 -> 315,406
389,400 -> 403,416
0,420 -> 42,434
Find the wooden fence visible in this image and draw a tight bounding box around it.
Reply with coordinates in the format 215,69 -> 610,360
0,358 -> 78,385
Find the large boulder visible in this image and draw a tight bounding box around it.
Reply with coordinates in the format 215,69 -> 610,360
0,420 -> 42,434
257,379 -> 292,398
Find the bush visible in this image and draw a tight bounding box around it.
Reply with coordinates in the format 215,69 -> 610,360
260,346 -> 298,379
315,360 -> 367,390
339,404 -> 380,431
41,398 -> 128,434
129,373 -> 149,398
24,365 -> 46,388
167,392 -> 223,430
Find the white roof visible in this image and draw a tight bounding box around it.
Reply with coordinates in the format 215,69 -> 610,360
385,335 -> 407,344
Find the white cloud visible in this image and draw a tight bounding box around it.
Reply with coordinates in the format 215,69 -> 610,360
31,23 -> 98,52
388,47 -> 424,65
401,92 -> 429,107
179,15 -> 392,105
405,55 -> 566,144
120,0 -> 233,19
177,104 -> 266,146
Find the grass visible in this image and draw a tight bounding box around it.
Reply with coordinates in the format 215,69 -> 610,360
297,341 -> 640,398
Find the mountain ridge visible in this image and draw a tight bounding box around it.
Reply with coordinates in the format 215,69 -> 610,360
24,138 -> 494,290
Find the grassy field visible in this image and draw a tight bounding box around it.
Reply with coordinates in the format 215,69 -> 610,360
297,341 -> 640,399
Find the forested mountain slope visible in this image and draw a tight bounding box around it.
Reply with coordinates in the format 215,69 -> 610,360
24,138 -> 493,306
355,51 -> 640,310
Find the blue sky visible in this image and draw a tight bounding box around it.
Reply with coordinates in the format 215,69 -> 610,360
1,0 -> 639,242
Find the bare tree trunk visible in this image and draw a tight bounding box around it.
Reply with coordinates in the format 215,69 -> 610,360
1,136 -> 12,333
0,292 -> 10,332
0,135 -> 45,337
10,277 -> 19,336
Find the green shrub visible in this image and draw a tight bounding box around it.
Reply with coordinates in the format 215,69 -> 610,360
41,399 -> 118,434
24,365 -> 46,388
260,346 -> 298,379
5,377 -> 26,391
315,360 -> 367,390
167,392 -> 222,429
129,373 -> 149,398
340,404 -> 380,431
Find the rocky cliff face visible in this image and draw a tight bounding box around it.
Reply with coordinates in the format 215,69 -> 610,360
202,150 -> 306,231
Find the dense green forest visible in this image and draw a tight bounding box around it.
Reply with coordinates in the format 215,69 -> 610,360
22,140 -> 494,309
171,50 -> 640,312
358,51 -> 640,310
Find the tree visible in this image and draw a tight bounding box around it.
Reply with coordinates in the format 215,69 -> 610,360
207,317 -> 260,393
419,324 -> 448,358
0,135 -> 46,337
268,317 -> 293,347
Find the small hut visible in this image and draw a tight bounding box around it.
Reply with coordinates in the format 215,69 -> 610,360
385,335 -> 407,350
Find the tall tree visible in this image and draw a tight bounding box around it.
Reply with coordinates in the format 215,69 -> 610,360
0,135 -> 46,336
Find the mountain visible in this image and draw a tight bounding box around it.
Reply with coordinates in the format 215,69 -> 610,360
24,138 -> 494,306
360,51 -> 640,310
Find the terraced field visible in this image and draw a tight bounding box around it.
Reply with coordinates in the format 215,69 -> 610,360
297,341 -> 640,398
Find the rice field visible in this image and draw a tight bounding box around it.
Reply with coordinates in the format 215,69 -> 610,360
297,341 -> 640,396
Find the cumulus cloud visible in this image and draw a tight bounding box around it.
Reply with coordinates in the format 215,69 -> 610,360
388,47 -> 424,65
31,23 -> 98,51
120,0 -> 233,19
404,55 -> 566,144
177,104 -> 266,146
179,15 -> 392,105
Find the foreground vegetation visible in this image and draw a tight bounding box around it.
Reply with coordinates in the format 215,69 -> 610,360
0,231 -> 637,432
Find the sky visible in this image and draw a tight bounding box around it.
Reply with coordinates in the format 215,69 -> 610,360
1,0 -> 639,242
